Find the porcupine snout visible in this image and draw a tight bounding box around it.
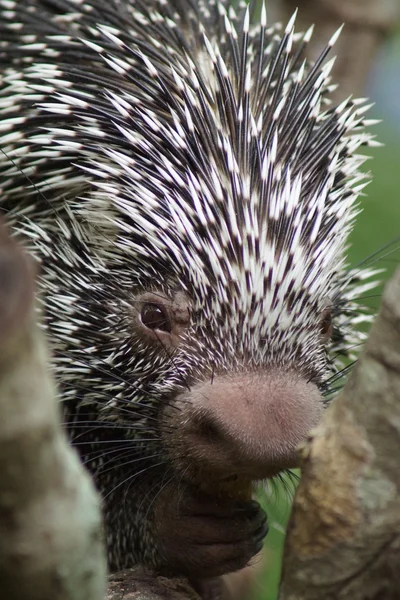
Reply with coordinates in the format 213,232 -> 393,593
163,371 -> 323,483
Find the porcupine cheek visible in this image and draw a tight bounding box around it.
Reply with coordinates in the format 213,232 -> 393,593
163,371 -> 323,482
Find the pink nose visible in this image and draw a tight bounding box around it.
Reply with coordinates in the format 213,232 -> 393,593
165,371 -> 323,480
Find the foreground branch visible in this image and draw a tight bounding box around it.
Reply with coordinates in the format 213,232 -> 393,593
268,0 -> 400,101
279,267 -> 400,599
106,568 -> 199,600
0,222 -> 107,600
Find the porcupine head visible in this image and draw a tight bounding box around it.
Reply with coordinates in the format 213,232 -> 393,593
0,0 -> 378,582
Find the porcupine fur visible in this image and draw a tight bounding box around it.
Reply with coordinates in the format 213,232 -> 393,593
0,0 -> 379,578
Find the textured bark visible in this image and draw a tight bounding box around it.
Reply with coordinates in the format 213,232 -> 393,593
106,564 -> 264,600
267,0 -> 400,101
0,220 -> 107,600
279,267 -> 400,599
106,569 -> 200,600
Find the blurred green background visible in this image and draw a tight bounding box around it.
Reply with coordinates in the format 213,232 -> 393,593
252,30 -> 400,600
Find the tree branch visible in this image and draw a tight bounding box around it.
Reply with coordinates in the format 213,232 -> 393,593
267,0 -> 400,101
106,568 -> 200,600
279,267 -> 400,599
0,220 -> 107,600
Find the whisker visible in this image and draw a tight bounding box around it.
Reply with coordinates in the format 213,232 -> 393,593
102,461 -> 165,502
94,452 -> 164,478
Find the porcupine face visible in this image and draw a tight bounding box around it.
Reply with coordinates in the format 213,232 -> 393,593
0,1 -> 377,492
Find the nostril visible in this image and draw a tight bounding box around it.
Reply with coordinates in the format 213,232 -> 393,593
185,412 -> 242,477
196,415 -> 225,444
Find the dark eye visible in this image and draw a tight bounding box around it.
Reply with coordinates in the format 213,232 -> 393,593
320,308 -> 333,339
140,303 -> 171,332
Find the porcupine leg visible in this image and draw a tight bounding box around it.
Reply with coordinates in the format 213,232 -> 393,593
101,474 -> 268,576
151,482 -> 267,599
151,483 -> 267,578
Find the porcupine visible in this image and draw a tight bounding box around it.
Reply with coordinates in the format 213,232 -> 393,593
0,0 -> 378,585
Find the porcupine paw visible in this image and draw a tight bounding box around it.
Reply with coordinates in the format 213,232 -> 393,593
152,484 -> 268,578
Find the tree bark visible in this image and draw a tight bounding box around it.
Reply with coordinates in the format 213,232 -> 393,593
106,568 -> 200,600
267,0 -> 400,102
0,220 -> 107,600
279,267 -> 400,599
